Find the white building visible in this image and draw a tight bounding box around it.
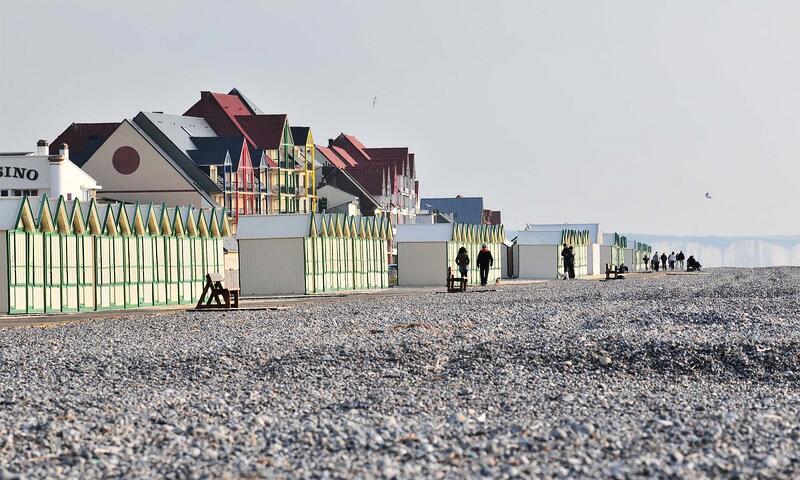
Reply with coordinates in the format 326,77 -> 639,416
600,233 -> 628,270
526,223 -> 602,275
0,141 -> 101,201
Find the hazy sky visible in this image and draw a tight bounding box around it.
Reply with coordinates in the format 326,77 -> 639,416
2,1 -> 799,236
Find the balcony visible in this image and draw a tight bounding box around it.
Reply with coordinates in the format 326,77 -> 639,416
280,186 -> 296,195
295,186 -> 308,197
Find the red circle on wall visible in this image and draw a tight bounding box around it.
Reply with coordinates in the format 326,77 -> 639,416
112,146 -> 140,175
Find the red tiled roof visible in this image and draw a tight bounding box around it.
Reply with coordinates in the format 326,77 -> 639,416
50,122 -> 120,165
347,166 -> 386,196
342,134 -> 371,160
364,147 -> 410,174
331,134 -> 370,164
315,145 -> 348,169
185,91 -> 257,147
330,146 -> 358,167
236,114 -> 286,150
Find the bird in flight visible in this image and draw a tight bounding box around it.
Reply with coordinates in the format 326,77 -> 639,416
705,192 -> 712,199
372,96 -> 377,108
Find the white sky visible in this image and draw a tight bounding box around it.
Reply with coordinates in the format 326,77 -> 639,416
2,0 -> 799,236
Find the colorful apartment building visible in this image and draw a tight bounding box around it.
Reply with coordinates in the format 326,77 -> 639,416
184,90 -> 316,214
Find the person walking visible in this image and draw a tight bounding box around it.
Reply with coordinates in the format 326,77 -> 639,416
476,243 -> 494,286
660,252 -> 668,271
676,251 -> 685,270
668,252 -> 676,270
643,253 -> 650,271
455,247 -> 470,279
652,252 -> 660,271
561,243 -> 571,279
567,246 -> 576,279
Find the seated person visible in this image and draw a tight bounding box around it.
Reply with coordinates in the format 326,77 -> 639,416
618,263 -> 629,273
686,255 -> 702,272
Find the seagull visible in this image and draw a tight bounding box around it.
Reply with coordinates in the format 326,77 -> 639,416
705,192 -> 712,199
372,96 -> 377,108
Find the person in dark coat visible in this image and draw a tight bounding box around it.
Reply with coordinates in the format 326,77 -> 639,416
560,243 -> 571,278
455,247 -> 470,278
567,246 -> 576,279
676,251 -> 686,270
476,243 -> 494,286
660,252 -> 668,270
642,253 -> 649,271
687,255 -> 702,272
652,252 -> 660,271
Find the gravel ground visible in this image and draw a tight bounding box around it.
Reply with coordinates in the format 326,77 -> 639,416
1,267 -> 799,478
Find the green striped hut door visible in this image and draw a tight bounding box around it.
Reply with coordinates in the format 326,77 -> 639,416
314,236 -> 324,293
44,234 -> 62,313
123,236 -> 139,308
165,236 -> 179,304
191,237 -> 204,301
78,235 -> 95,311
62,235 -> 79,312
111,236 -> 125,308
153,236 -> 168,305
94,236 -> 111,310
7,231 -> 29,314
28,233 -> 45,314
380,240 -> 388,288
177,237 -> 192,303
138,236 -> 154,307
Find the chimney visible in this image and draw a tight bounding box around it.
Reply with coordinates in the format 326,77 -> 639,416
58,143 -> 69,160
36,139 -> 49,156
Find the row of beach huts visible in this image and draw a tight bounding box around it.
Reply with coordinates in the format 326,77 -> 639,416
0,195 -> 650,314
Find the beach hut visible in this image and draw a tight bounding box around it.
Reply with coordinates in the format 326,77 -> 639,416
396,223 -> 503,287
525,223 -> 602,275
624,241 -> 651,271
0,195 -> 229,315
512,229 -> 591,280
600,233 -> 627,270
236,213 -> 389,296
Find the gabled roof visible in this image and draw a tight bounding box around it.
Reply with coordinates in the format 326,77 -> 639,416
131,113 -> 221,197
191,136 -> 246,170
315,145 -> 348,169
330,146 -> 358,167
236,114 -> 287,150
290,126 -> 310,146
188,149 -> 230,167
185,91 -> 257,147
248,148 -> 276,169
50,122 -> 121,166
334,134 -> 371,162
228,88 -> 263,114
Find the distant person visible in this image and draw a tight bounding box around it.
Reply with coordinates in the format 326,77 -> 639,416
560,243 -> 571,278
476,243 -> 494,286
618,263 -> 629,273
676,251 -> 685,270
455,247 -> 470,279
660,252 -> 668,270
687,255 -> 702,272
642,253 -> 650,271
668,252 -> 676,270
567,246 -> 576,279
651,252 -> 660,271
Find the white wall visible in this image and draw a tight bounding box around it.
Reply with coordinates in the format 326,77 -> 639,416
587,243 -> 601,275
517,245 -> 559,279
239,238 -> 305,295
623,248 -> 635,270
398,242 -> 447,286
600,246 -> 612,270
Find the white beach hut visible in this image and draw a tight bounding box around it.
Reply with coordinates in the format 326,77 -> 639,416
236,213 -> 390,296
512,229 -> 591,279
396,223 -> 503,287
600,233 -> 628,270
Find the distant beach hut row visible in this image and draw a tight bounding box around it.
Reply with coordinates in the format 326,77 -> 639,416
236,213 -> 390,295
0,195 -> 229,314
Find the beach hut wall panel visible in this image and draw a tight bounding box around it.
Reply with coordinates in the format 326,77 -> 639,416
398,242 -> 448,286
623,248 -> 635,270
239,238 -> 306,296
600,233 -> 627,269
513,244 -> 560,279
0,196 -> 229,315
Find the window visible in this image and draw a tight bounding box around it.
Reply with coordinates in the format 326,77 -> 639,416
0,190 -> 7,197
